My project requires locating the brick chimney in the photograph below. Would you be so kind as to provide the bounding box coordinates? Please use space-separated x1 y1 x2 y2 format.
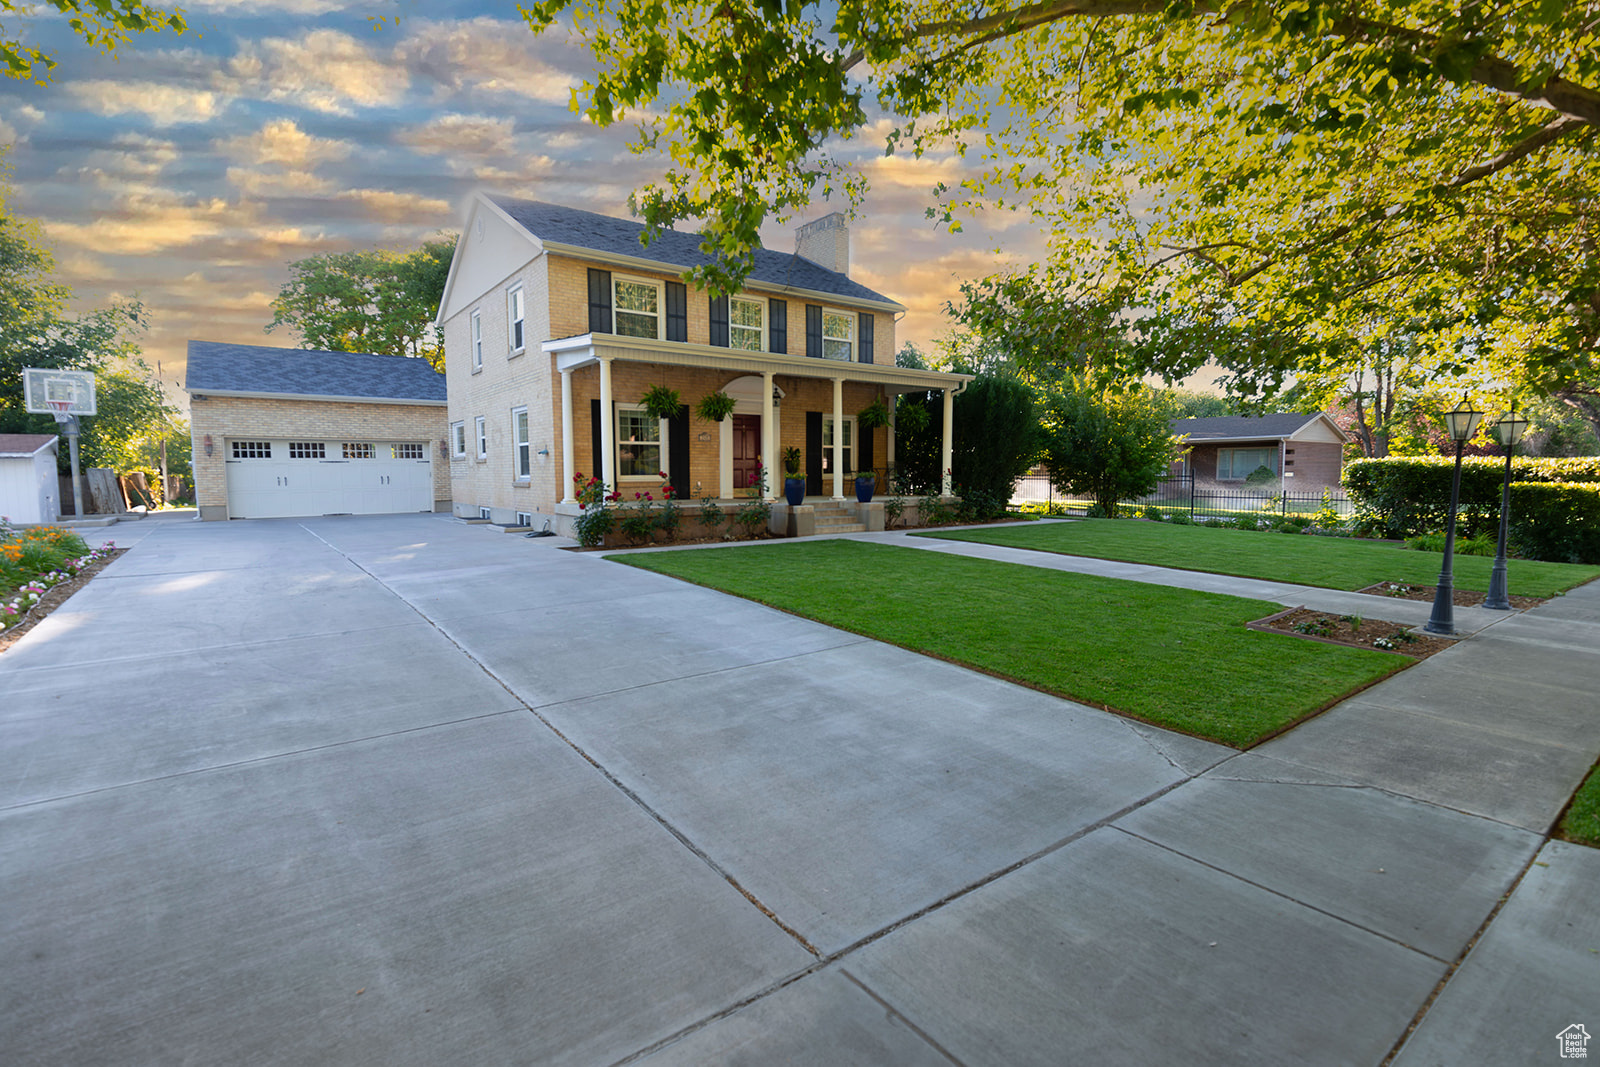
795 213 849 274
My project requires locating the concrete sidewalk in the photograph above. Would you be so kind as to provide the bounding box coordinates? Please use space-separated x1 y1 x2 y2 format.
2 514 1595 1065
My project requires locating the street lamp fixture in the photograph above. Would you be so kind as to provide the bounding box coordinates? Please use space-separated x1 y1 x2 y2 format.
1483 405 1531 610
1425 395 1484 635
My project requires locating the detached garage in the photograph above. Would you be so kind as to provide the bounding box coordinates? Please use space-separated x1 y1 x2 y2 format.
187 342 450 521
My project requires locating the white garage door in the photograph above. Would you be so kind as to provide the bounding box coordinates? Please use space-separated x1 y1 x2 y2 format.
225 439 434 519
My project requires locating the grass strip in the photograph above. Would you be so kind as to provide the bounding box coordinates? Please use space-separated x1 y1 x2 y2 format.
921 520 1600 599
612 540 1404 748
1558 764 1600 848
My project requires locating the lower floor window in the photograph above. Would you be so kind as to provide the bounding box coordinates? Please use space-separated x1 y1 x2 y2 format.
392 443 424 460
343 442 375 460
1217 447 1278 480
822 416 854 474
451 421 466 458
289 442 325 459
231 440 271 459
513 407 530 479
616 405 663 478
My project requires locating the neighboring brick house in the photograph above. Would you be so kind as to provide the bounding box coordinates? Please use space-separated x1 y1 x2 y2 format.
437 194 972 532
1171 413 1350 492
186 341 449 520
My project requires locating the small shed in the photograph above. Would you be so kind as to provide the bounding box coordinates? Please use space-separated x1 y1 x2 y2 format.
0 434 62 525
1171 413 1350 492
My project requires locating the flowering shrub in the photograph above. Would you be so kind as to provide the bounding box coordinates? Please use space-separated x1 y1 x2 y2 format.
1 516 116 633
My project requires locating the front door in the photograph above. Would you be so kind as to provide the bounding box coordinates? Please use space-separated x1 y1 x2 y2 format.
732 414 760 490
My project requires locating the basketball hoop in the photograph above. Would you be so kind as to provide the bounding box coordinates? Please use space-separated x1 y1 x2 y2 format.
48 399 75 423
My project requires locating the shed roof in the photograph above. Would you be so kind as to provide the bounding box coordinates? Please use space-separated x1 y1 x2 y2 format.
1172 413 1342 442
487 196 899 308
185 341 446 404
0 434 59 457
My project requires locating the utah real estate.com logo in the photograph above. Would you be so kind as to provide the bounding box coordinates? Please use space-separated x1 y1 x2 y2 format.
1560 1024 1591 1059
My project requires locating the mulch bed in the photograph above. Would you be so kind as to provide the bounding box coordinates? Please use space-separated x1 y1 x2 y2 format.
1355 581 1546 610
0 548 127 654
1249 606 1458 660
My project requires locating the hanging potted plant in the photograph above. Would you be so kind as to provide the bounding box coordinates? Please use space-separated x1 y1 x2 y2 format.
641 384 682 421
895 395 930 436
782 446 805 506
857 396 889 429
695 390 737 423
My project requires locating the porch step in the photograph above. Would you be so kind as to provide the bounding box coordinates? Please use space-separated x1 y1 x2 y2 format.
810 503 864 535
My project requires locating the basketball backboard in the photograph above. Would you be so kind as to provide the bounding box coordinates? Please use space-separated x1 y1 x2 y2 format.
23 368 97 417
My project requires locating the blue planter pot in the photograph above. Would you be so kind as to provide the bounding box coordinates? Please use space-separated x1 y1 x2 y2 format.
855 477 875 503
784 477 806 506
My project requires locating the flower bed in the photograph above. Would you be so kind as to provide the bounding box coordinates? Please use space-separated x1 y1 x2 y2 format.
1 516 118 637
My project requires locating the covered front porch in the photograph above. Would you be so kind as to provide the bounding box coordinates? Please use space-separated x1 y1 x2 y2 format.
545 333 973 525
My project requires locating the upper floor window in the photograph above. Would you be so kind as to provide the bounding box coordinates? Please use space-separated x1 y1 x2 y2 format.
822 310 854 361
613 276 661 339
729 296 764 351
507 286 525 353
470 309 483 370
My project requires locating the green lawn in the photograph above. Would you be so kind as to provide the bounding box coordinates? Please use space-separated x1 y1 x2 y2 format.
613 540 1404 748
1559 764 1600 848
921 520 1600 599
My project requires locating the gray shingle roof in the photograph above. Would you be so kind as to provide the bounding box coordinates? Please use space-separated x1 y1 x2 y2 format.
0 434 58 456
1171 413 1328 441
185 342 446 403
488 196 899 307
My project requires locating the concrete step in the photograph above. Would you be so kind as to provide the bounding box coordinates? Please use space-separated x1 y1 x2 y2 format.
815 522 866 534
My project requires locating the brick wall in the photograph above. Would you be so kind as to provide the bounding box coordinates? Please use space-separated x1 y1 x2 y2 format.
1285 441 1344 491
189 395 449 520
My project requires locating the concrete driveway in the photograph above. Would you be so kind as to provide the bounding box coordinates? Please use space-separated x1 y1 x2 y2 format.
2 513 1595 1065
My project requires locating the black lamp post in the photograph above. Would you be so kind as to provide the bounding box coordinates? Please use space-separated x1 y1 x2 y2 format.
1424 395 1484 635
1483 405 1531 610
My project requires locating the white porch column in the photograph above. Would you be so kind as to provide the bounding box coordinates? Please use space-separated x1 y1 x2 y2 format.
598 357 615 490
560 368 576 503
886 399 896 477
941 388 954 496
832 376 845 499
761 370 775 499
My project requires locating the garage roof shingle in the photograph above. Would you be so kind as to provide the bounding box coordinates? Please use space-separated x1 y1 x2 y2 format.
185 342 446 403
1172 413 1329 441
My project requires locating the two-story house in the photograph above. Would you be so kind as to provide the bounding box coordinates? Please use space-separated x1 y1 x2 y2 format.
437 194 971 534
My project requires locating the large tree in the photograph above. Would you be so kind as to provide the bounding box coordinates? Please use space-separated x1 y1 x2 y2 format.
267 237 457 369
1 181 176 470
3 0 187 83
525 1 1600 416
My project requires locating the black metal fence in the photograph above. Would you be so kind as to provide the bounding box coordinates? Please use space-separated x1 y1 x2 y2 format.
1010 472 1354 519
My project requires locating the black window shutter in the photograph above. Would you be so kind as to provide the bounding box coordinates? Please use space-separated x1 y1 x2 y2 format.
805 304 822 358
666 282 687 342
589 398 603 484
859 413 874 476
858 312 874 364
709 295 729 347
588 269 612 334
668 404 690 499
806 411 823 495
768 298 787 353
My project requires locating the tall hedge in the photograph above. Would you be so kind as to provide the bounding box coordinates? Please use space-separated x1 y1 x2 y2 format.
1344 456 1600 540
1507 483 1600 565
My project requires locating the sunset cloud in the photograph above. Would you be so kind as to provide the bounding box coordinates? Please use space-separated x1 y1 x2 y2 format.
66 81 227 126
229 30 405 115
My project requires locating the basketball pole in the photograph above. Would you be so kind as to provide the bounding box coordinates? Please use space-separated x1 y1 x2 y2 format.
57 410 85 519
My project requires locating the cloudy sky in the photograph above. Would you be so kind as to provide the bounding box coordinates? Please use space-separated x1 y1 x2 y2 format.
1 1 1051 409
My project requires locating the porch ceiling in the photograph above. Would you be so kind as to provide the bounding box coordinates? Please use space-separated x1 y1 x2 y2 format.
545 332 972 394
